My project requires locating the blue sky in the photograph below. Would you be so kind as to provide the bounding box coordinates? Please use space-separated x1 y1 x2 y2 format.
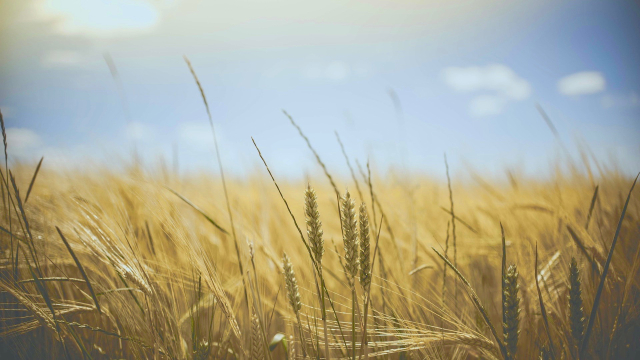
0 0 638 179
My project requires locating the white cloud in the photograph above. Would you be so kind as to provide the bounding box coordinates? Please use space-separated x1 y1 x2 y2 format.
302 61 351 81
37 0 160 37
441 64 531 117
557 71 606 96
469 95 507 117
125 122 147 141
442 64 531 100
5 128 42 155
179 122 213 149
325 62 349 81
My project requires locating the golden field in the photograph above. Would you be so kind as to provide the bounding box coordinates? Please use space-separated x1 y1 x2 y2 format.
1 136 639 360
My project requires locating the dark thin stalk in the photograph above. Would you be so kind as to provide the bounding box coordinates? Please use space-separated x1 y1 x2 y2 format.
56 227 101 314
501 223 506 329
166 187 229 234
585 185 599 230
535 243 557 360
24 156 43 204
580 173 638 357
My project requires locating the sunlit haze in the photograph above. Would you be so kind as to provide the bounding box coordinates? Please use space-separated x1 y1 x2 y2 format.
1 0 639 178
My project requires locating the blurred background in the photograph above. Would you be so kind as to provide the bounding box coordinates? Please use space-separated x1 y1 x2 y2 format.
0 0 638 179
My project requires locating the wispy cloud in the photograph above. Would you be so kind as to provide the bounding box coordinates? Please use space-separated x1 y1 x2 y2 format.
6 128 41 156
557 71 606 96
125 122 155 142
469 95 507 117
37 0 160 37
441 64 531 117
302 61 352 81
179 122 213 150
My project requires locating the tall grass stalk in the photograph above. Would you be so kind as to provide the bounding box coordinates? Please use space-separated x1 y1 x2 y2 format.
444 154 458 304
580 173 638 358
184 56 249 314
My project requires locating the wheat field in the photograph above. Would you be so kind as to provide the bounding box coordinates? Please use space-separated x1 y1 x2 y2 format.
1 107 639 359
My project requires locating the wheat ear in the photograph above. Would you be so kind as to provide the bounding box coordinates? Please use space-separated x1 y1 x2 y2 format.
304 185 331 359
503 264 520 359
359 202 372 359
251 311 266 360
341 190 359 286
282 252 306 357
305 185 324 265
359 202 371 292
340 190 359 360
568 257 585 346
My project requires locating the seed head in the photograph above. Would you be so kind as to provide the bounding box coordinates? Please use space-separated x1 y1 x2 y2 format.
282 252 301 314
359 202 371 292
568 257 585 345
340 190 359 286
251 311 265 360
503 264 520 359
247 240 255 261
305 185 324 265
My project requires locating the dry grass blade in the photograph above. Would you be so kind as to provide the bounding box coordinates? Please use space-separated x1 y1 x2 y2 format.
444 154 458 303
408 264 433 276
585 185 599 230
535 103 569 157
24 156 43 204
440 207 478 234
432 247 508 359
23 248 58 330
580 173 639 357
607 233 640 359
165 187 229 234
18 277 86 284
535 243 556 360
501 223 506 328
1 109 7 162
566 224 599 271
56 226 102 314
